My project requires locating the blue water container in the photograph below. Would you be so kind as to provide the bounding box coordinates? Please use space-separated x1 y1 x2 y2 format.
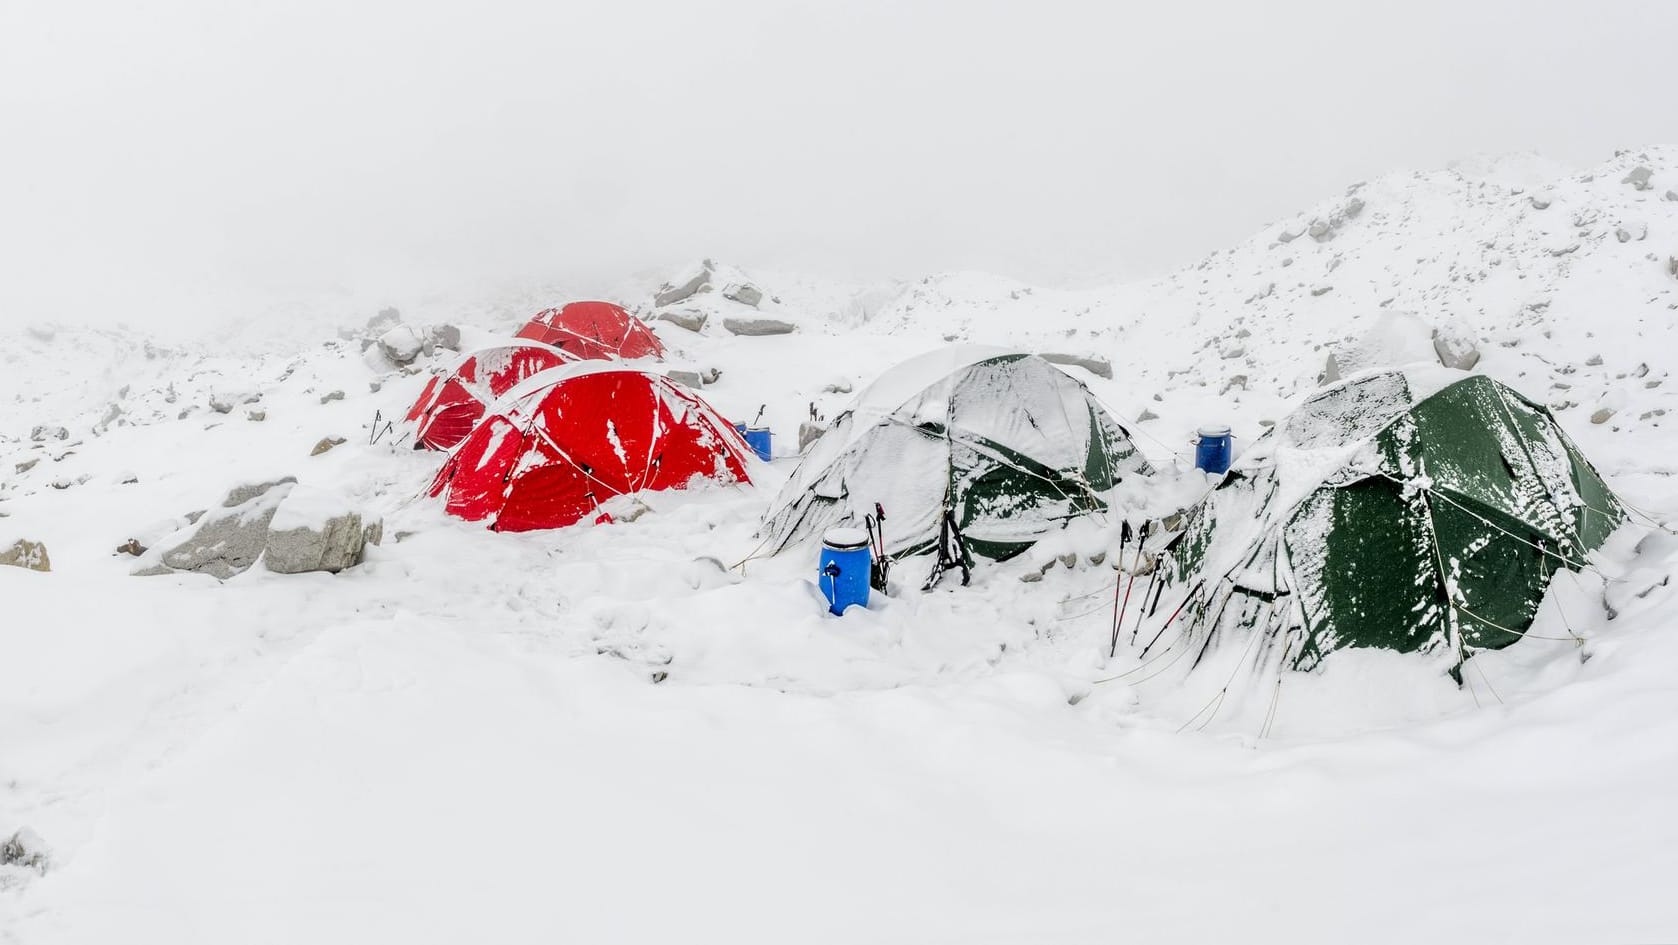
819 527 872 616
1195 425 1232 474
733 423 773 462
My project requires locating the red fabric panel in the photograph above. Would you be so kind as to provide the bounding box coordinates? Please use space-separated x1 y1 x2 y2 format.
512 302 666 361
434 370 749 532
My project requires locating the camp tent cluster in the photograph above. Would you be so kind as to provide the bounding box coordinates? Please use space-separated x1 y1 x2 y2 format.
409 302 754 531
409 316 1629 683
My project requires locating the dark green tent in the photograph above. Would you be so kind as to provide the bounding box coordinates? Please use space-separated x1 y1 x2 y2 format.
760 347 1151 566
1169 368 1622 677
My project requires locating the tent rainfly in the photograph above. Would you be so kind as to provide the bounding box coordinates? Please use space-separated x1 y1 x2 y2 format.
760 347 1152 582
429 363 751 532
514 301 666 361
405 341 578 450
1165 367 1624 679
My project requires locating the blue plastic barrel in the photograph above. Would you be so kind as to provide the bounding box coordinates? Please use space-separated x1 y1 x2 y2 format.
1195 425 1232 474
733 423 773 462
819 527 871 616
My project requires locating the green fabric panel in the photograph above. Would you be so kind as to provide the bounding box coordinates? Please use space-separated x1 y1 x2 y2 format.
1284 478 1448 670
949 433 1108 561
1424 492 1550 651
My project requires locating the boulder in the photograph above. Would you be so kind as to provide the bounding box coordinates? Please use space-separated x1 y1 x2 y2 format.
367 307 402 332
319 390 345 404
1666 190 1678 202
655 260 714 307
1591 407 1615 425
723 317 796 336
657 309 708 332
664 370 703 389
427 324 462 352
30 425 68 442
1 828 47 874
1039 353 1114 380
0 539 51 572
699 367 722 385
1622 166 1654 190
798 421 826 453
311 436 347 456
378 325 425 365
133 479 381 579
1431 321 1481 371
721 283 764 307
263 486 381 574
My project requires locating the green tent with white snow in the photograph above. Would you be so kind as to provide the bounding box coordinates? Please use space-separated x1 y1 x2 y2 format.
760 347 1152 572
1168 368 1623 677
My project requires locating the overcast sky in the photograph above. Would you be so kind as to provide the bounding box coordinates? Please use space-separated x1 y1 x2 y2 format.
3 0 1675 330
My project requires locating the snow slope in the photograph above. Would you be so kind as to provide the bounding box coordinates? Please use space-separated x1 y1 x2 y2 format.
3 149 1677 942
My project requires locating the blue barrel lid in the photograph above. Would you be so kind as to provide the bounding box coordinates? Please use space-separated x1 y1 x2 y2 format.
1197 424 1232 437
822 526 869 551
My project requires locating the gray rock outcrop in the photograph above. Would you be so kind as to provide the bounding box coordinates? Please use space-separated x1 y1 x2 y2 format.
133 479 380 580
655 260 715 307
723 317 796 336
721 283 763 307
658 309 708 332
0 539 51 572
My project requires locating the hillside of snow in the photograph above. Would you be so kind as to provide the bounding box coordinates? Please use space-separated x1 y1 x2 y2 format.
3 149 1677 942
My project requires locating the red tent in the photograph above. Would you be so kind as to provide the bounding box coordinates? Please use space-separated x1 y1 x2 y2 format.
428 364 752 532
514 301 666 361
404 342 578 450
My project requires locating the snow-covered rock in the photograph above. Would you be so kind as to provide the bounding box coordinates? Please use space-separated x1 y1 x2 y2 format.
132 479 379 579
263 486 382 574
723 317 796 336
377 325 425 366
654 260 715 307
0 538 51 572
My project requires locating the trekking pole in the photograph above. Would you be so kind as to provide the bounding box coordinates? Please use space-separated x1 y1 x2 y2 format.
1112 521 1150 655
752 404 766 426
1107 521 1132 658
1141 579 1205 658
1130 566 1159 646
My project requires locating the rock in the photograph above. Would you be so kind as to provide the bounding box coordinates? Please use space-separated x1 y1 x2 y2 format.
1308 220 1333 242
798 421 826 453
1136 408 1159 423
319 390 345 404
822 380 854 394
1039 353 1114 380
367 307 402 332
30 425 68 442
377 325 425 365
1343 197 1365 219
208 395 236 414
1622 166 1654 190
1585 354 1604 366
247 409 266 422
310 436 347 456
1310 285 1334 296
721 283 764 307
1 828 48 874
263 486 382 574
1220 374 1248 394
0 539 50 572
1666 190 1678 202
1220 346 1246 360
16 458 39 473
657 309 708 332
427 324 462 352
723 317 796 336
1590 407 1615 424
699 367 721 385
1529 195 1551 210
1276 225 1304 243
135 480 378 579
1431 323 1482 371
665 370 703 389
654 260 714 307
116 539 146 556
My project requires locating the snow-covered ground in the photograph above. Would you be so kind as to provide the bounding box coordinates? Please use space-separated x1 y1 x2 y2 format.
3 149 1677 942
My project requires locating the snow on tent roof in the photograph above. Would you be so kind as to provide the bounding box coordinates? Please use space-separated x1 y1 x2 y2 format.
760 348 1152 568
1166 367 1625 680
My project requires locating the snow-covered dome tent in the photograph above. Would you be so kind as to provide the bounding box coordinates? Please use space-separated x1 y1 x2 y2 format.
760 347 1153 576
1165 367 1624 680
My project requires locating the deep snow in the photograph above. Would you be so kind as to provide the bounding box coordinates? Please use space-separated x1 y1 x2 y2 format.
3 149 1677 942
